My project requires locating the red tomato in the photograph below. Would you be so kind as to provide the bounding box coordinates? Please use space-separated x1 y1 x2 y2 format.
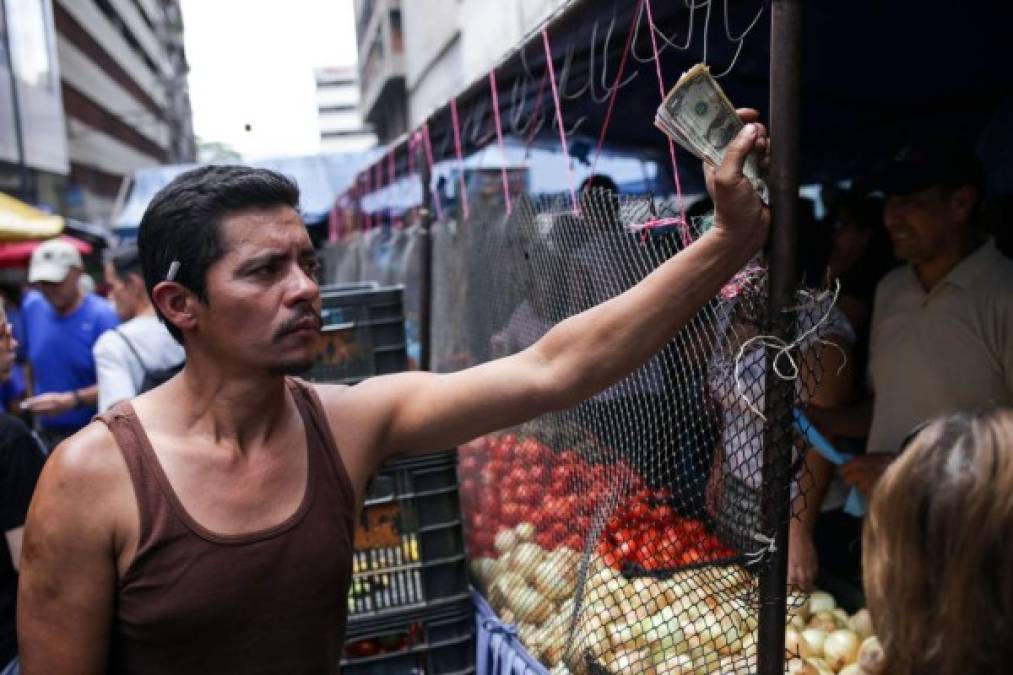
527 464 548 484
650 505 674 523
535 531 556 549
460 478 478 499
627 501 650 522
562 534 583 551
530 506 553 530
491 439 513 463
613 528 635 545
549 521 568 542
501 503 525 526
574 515 591 535
679 547 703 565
558 449 579 466
515 484 539 505
471 513 488 533
459 454 480 474
616 540 636 561
472 531 495 554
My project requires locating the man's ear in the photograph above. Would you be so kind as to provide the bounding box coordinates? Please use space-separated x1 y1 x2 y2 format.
948 184 977 223
151 281 198 335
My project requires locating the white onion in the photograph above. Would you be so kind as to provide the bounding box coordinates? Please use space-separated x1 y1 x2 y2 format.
808 611 838 633
838 665 864 675
808 591 836 613
801 628 828 657
494 529 519 554
804 657 834 675
511 542 545 576
858 635 885 674
822 629 860 670
652 652 694 675
603 647 652 674
514 521 535 542
849 608 874 640
785 628 812 659
505 584 550 624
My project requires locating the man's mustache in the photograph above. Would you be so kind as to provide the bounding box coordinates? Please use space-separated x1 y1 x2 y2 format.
274 309 322 339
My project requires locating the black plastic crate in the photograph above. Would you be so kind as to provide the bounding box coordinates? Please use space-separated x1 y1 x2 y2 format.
347 450 469 622
307 284 408 385
342 599 476 674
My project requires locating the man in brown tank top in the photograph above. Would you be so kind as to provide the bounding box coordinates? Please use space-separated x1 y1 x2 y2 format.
16 113 771 673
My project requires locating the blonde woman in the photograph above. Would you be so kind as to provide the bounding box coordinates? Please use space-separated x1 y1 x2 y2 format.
864 408 1013 675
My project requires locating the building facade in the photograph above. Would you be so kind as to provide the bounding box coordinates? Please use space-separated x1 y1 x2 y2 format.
315 65 376 153
353 0 571 143
352 0 407 144
0 0 194 224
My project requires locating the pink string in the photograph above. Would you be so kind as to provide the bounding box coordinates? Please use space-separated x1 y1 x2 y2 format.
541 28 578 215
643 0 690 248
422 121 444 221
450 98 470 220
368 169 376 230
488 70 512 215
592 0 643 176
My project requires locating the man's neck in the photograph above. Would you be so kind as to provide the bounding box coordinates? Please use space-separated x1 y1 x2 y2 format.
58 292 85 317
914 235 982 292
168 355 292 452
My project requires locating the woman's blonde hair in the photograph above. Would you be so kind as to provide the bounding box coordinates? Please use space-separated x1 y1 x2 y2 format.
863 408 1013 675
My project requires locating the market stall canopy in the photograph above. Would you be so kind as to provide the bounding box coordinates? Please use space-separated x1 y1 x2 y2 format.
0 192 64 241
0 235 92 269
112 152 377 237
367 0 1013 198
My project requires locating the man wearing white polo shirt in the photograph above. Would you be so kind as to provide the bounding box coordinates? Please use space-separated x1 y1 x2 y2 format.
814 143 1013 499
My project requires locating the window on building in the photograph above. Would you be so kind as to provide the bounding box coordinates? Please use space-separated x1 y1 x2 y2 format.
4 0 56 90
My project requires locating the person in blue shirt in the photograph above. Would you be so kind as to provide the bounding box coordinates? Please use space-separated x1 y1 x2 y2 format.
20 239 118 450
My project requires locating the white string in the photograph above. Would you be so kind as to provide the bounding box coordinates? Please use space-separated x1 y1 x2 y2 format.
745 530 776 566
732 279 843 421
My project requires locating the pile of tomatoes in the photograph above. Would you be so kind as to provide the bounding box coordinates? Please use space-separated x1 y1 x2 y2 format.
596 488 737 571
458 433 737 570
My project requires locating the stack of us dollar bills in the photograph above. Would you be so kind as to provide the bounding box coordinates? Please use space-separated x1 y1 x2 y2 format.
654 63 766 194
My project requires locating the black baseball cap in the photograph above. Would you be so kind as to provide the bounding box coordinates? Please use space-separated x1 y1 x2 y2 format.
871 142 985 197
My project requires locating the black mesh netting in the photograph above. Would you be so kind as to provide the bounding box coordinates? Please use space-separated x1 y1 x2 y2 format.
324 186 845 674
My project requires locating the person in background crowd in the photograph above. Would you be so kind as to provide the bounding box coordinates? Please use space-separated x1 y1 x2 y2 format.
17 115 770 673
863 407 1013 675
93 245 185 413
809 142 1013 500
0 301 47 675
707 203 856 591
0 286 27 416
19 240 118 450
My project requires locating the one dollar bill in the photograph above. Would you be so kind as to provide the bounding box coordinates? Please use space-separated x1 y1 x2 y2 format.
655 63 766 193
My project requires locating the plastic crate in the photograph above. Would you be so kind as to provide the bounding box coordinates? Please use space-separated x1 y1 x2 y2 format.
306 284 408 385
347 450 469 622
342 595 476 674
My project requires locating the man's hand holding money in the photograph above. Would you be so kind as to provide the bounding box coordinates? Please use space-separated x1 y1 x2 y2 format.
704 108 771 251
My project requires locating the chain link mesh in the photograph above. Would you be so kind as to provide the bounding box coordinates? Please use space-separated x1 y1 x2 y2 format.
324 185 840 673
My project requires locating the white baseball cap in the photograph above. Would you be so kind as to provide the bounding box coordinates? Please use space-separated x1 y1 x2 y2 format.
28 238 83 284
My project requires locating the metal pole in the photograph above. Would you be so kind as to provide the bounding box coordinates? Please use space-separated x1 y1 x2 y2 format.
757 2 802 674
1 0 31 202
417 139 434 372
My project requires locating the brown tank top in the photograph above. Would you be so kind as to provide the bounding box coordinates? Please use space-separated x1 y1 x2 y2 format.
97 378 356 674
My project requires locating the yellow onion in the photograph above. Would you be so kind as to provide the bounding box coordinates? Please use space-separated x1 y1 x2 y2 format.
785 628 812 659
822 629 860 670
857 635 885 674
838 665 864 675
494 528 519 555
515 521 535 541
808 591 836 613
801 628 828 657
849 608 874 641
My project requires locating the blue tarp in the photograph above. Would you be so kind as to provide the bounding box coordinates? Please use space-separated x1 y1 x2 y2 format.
112 152 379 237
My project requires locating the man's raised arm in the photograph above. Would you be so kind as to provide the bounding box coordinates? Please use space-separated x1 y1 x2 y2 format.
328 113 770 473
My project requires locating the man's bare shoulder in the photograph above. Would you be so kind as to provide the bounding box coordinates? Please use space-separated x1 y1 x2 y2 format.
33 421 133 530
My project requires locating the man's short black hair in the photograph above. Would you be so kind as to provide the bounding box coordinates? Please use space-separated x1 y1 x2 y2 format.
137 165 300 342
104 243 143 281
